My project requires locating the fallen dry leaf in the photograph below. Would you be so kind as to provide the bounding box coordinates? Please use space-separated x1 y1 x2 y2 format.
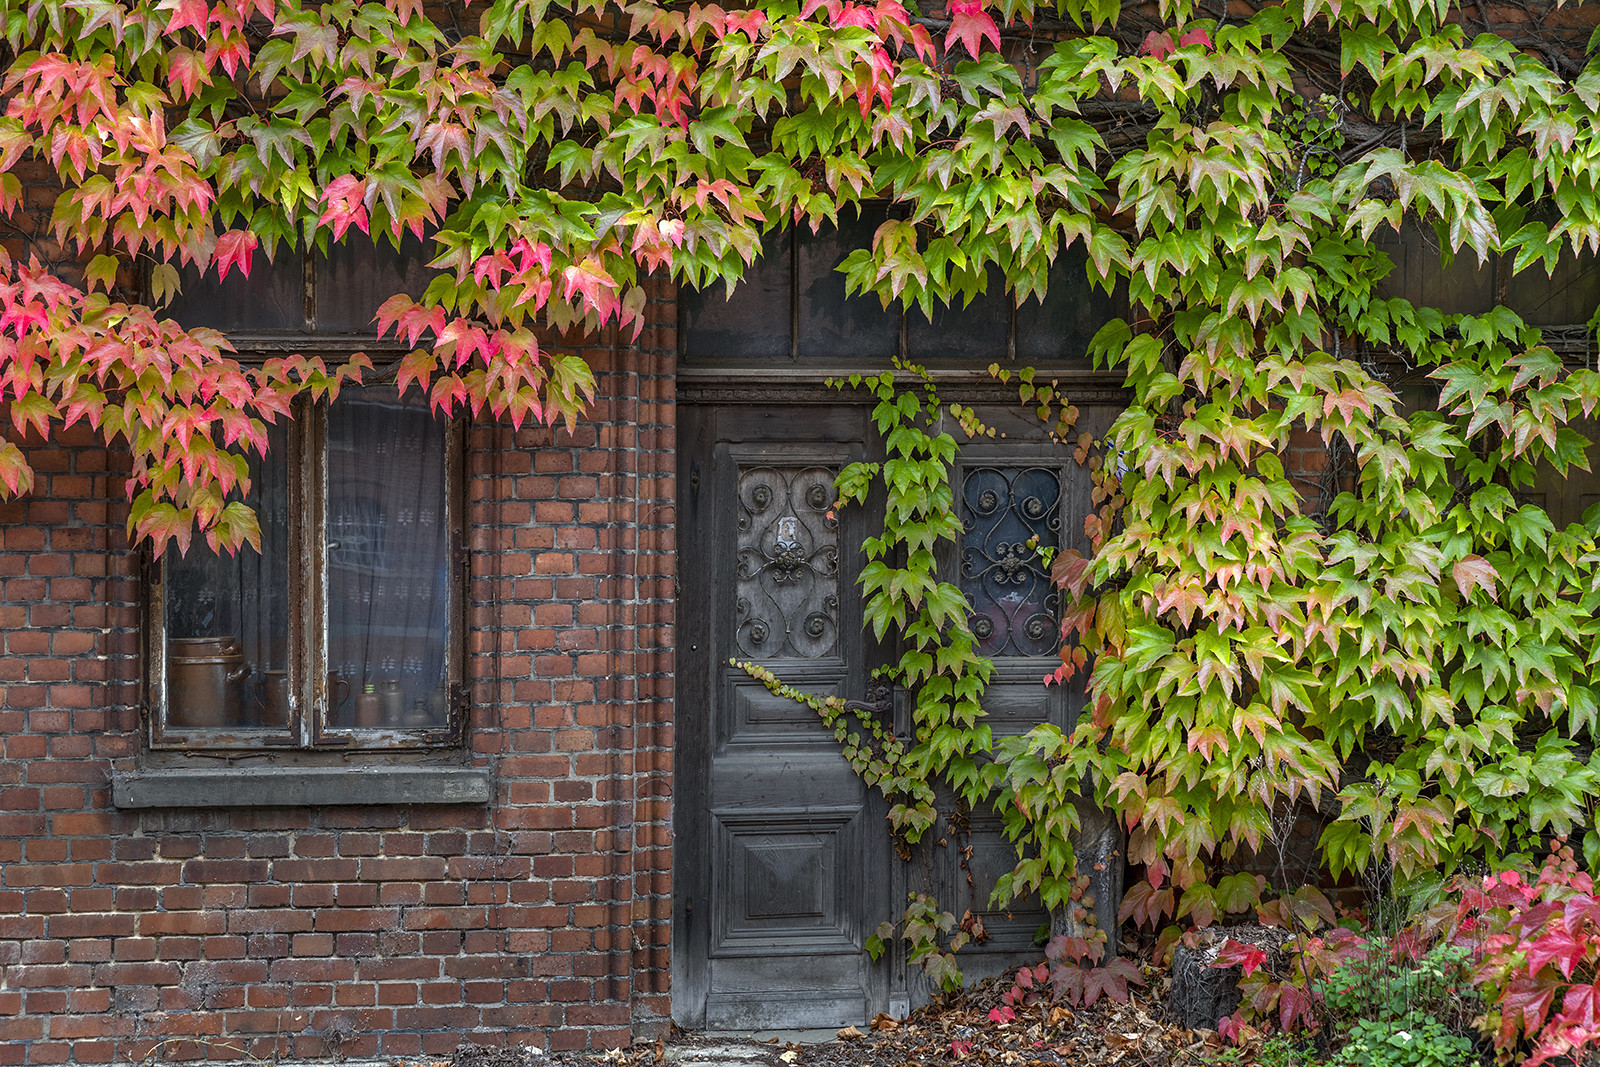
836 1026 864 1041
870 1013 900 1031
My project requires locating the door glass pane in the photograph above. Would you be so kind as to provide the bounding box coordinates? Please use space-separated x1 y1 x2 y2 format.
326 385 452 730
735 464 840 660
164 423 291 729
960 466 1061 657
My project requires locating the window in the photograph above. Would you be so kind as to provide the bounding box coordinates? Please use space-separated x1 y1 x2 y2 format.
677 205 1117 366
149 382 465 750
959 464 1063 659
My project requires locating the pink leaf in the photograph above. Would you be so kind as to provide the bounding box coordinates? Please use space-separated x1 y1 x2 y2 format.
167 47 213 98
212 230 257 281
945 1 1000 58
1453 554 1500 599
1140 30 1175 59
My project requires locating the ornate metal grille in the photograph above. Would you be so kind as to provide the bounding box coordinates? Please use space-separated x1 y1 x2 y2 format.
735 465 841 659
960 466 1062 657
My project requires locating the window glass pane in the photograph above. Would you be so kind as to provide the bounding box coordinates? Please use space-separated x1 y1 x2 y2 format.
326 385 452 730
314 232 437 334
1014 247 1110 365
680 228 793 361
164 247 306 331
165 423 291 729
906 265 1009 361
796 208 899 360
960 466 1061 658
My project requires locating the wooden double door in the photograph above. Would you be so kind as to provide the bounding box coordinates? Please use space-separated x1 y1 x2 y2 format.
673 396 1113 1030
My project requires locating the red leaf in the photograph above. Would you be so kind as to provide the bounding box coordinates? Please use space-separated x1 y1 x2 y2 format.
1046 936 1089 963
394 349 437 399
1565 896 1600 936
160 0 211 37
211 230 257 281
944 1 1000 59
1050 962 1086 1004
1140 30 1175 59
318 175 369 240
1217 1011 1254 1045
1213 939 1269 977
1277 982 1318 1030
1526 928 1589 980
1178 28 1212 50
1502 977 1557 1038
1564 984 1600 1028
1081 958 1144 1007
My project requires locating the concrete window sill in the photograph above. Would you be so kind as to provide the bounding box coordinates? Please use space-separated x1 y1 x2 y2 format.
112 765 492 808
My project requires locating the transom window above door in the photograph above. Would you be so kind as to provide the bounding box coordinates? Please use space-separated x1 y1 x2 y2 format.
679 207 1116 366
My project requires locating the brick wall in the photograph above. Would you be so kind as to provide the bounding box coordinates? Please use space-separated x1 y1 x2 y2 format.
0 288 676 1064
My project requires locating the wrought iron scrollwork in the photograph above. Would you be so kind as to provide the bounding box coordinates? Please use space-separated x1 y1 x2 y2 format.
960 466 1062 657
736 465 841 659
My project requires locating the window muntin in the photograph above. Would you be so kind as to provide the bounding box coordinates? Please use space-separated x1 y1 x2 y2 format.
151 383 463 750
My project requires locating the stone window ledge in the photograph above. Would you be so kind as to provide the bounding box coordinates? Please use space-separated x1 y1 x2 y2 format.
112 765 492 808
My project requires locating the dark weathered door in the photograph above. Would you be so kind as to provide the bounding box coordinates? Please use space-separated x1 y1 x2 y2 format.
674 396 1129 1028
674 401 894 1030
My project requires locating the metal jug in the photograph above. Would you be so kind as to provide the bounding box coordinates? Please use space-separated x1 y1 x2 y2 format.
167 636 249 728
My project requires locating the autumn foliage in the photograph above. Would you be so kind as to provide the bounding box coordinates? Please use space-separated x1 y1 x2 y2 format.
10 0 1600 1048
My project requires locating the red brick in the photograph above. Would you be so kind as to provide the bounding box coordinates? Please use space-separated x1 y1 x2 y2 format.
0 341 679 1054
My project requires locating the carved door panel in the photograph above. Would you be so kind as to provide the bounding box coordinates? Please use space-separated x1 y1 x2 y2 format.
675 402 893 1030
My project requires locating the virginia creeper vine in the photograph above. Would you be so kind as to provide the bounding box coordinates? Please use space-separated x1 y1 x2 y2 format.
8 0 1600 983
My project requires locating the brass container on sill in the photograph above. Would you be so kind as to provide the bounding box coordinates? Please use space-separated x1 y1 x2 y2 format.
167 636 249 727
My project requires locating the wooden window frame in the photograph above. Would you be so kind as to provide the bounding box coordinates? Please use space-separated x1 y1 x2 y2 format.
145 389 469 753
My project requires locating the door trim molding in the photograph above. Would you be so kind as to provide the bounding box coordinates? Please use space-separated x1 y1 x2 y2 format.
679 366 1130 407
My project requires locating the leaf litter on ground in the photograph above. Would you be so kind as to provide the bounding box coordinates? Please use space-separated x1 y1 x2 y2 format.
450 972 1230 1067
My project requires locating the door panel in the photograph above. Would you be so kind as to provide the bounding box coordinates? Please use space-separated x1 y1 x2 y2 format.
903 409 1121 995
676 404 891 1030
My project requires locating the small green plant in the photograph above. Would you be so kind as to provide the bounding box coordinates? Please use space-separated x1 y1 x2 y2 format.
1322 941 1477 1031
1331 1015 1476 1067
1204 1035 1320 1067
866 892 966 992
1258 1036 1318 1067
